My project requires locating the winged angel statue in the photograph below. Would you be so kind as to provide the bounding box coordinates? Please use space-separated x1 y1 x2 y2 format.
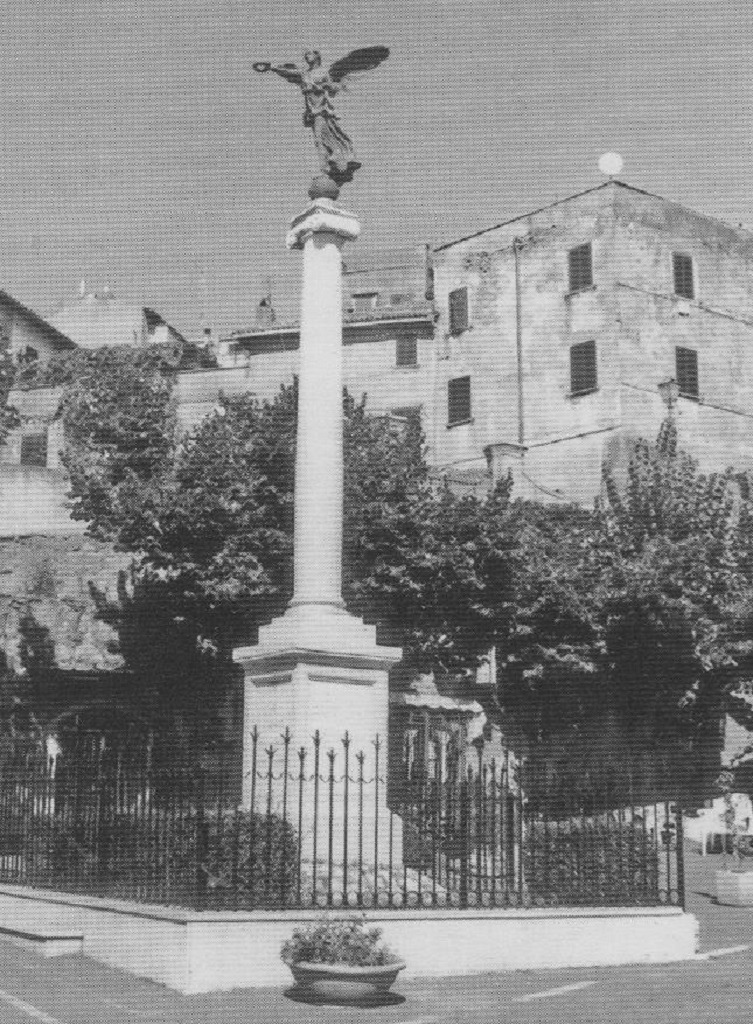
253 47 389 194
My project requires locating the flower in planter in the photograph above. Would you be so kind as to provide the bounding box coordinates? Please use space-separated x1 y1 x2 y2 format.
281 915 401 967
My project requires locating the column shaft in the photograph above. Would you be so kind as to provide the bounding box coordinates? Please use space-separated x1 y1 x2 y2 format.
291 230 345 608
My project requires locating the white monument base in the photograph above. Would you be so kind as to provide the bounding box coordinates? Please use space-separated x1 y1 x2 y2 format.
233 605 403 868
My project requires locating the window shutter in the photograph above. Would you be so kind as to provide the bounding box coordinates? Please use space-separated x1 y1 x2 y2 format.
568 244 593 292
396 335 418 367
20 432 48 468
570 340 597 395
448 376 471 425
448 287 469 335
676 346 698 397
672 253 695 299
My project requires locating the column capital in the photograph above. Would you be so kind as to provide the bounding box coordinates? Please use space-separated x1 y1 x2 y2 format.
286 199 361 250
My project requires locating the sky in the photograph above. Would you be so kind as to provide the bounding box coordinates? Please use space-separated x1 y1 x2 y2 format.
0 0 750 338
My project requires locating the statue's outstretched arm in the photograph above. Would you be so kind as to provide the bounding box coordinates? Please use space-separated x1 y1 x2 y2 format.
253 61 303 86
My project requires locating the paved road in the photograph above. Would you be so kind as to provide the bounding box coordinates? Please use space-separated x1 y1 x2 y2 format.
0 846 751 1024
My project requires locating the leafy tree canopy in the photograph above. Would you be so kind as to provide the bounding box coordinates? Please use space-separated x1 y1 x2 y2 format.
501 419 753 791
55 346 178 538
21 341 753 790
0 347 19 446
62 362 517 686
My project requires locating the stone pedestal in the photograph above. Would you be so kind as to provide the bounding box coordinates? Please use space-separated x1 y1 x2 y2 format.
233 199 403 872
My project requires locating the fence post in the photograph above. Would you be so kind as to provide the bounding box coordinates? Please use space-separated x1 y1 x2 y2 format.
194 769 208 911
675 797 685 910
516 758 525 906
459 775 469 908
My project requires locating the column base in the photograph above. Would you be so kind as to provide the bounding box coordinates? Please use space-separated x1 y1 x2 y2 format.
233 605 403 868
233 603 401 757
235 602 401 670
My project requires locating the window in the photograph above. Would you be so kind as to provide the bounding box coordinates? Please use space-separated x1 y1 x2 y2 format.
352 292 378 315
447 376 471 425
20 432 48 468
676 346 698 398
396 335 418 367
448 287 469 335
568 243 593 293
391 406 421 428
672 253 695 299
17 345 38 365
570 340 597 395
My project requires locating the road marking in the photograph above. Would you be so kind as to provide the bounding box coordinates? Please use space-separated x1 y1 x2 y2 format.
513 980 597 1003
0 988 65 1024
704 944 750 958
391 1018 438 1024
392 1018 438 1024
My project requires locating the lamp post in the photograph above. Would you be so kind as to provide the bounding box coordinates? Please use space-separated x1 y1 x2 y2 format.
658 378 680 416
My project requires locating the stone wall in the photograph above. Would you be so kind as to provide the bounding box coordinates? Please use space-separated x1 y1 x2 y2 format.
0 534 128 676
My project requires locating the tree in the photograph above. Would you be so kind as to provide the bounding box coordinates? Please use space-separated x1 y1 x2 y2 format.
344 397 516 671
0 340 20 446
596 421 753 739
498 419 753 797
499 500 603 743
63 366 518 688
58 346 178 538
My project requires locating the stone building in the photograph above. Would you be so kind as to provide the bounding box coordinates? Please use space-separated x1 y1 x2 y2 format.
0 287 189 538
179 182 753 504
176 244 436 438
0 291 191 746
8 181 753 531
0 289 75 366
435 180 753 504
49 285 187 353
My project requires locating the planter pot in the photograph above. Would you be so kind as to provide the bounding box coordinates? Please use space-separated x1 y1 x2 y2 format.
715 868 753 906
287 960 406 1004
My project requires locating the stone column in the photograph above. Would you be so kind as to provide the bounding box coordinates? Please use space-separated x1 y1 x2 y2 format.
289 201 350 610
233 198 403 874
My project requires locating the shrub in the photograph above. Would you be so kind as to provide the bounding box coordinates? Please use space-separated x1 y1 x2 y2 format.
281 917 400 966
523 818 659 905
203 808 299 907
42 805 299 909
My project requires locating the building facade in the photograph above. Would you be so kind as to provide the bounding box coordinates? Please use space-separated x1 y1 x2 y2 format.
10 182 753 537
191 182 753 504
435 181 753 503
49 286 187 353
0 290 75 366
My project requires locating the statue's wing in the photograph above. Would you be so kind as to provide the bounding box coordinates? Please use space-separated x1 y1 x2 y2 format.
328 46 389 83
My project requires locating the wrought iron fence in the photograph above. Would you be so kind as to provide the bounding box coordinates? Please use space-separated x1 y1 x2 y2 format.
0 728 684 911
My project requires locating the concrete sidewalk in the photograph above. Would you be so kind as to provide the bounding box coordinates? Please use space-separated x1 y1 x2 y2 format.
684 843 753 951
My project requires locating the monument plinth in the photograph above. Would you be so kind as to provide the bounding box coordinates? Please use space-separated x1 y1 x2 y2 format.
233 200 402 838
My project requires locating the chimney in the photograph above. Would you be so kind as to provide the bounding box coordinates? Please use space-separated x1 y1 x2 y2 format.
424 244 434 301
255 280 276 328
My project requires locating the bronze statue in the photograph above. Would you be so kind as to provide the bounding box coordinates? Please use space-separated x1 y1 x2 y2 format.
253 47 389 197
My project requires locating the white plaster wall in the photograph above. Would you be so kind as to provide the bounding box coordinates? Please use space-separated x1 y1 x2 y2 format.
0 467 84 537
186 907 697 991
82 905 189 991
0 886 699 994
0 887 188 990
176 337 435 437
